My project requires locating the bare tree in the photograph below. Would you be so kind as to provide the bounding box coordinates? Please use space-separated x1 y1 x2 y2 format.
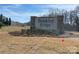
72 6 79 29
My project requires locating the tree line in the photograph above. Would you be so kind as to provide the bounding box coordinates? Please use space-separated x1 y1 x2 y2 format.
46 6 79 31
0 14 11 28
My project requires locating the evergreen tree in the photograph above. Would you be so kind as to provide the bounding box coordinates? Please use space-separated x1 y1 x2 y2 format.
5 18 9 25
0 14 4 28
8 18 11 25
0 14 12 28
0 14 3 22
2 19 5 23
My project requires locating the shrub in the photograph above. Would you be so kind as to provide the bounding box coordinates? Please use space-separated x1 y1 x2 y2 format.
0 22 5 28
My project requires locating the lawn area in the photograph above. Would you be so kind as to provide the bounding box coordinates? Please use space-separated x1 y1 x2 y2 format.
0 26 79 54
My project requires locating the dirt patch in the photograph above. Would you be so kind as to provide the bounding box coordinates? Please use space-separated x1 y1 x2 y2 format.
0 26 79 53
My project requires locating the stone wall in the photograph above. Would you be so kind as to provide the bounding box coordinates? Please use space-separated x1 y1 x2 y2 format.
57 15 64 34
31 15 64 35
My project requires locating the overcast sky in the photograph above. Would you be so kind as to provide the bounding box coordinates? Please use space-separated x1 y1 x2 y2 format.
0 4 78 23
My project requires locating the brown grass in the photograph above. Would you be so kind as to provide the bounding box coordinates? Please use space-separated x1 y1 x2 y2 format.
0 26 79 54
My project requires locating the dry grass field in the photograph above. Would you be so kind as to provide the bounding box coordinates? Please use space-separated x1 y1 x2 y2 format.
0 26 79 54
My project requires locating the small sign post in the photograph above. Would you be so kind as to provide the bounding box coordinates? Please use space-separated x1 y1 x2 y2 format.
61 36 64 47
